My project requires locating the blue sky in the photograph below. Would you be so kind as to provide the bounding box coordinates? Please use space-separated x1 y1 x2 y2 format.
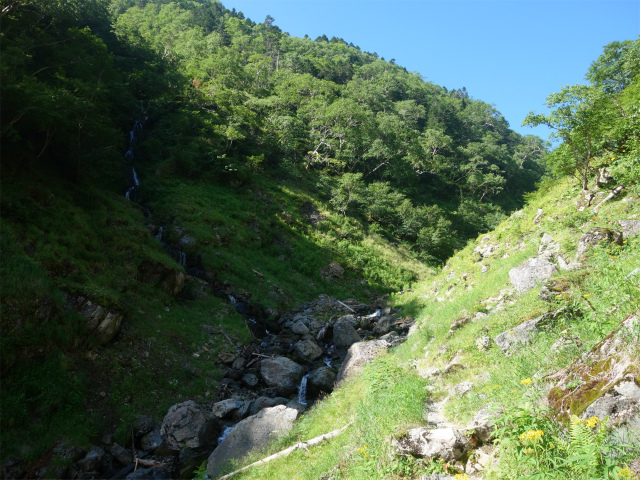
222 0 639 142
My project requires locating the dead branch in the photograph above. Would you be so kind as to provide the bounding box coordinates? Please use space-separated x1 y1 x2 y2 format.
593 185 624 214
336 300 356 313
218 422 353 480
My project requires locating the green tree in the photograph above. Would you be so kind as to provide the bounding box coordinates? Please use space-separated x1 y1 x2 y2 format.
524 84 609 190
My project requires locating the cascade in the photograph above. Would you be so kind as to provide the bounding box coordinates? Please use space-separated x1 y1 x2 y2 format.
177 250 186 268
155 226 163 242
228 295 238 308
217 425 235 445
297 374 310 406
124 119 142 199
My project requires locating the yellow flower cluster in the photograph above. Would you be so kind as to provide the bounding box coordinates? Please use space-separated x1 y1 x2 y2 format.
454 475 470 480
520 378 533 385
585 416 600 428
357 444 369 458
618 468 638 480
519 429 544 444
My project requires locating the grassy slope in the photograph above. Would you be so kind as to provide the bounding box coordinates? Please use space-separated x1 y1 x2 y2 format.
0 163 431 462
219 177 640 480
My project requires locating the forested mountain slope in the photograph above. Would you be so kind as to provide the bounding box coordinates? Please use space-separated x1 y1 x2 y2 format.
1 0 636 478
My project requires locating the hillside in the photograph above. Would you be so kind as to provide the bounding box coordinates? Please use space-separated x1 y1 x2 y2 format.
1 0 639 479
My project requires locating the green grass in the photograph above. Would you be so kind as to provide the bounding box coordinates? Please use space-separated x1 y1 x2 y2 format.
203 174 640 479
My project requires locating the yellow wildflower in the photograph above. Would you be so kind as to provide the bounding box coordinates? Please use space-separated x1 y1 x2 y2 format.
519 429 544 444
618 468 637 480
524 447 534 454
520 378 533 385
572 417 582 425
454 475 470 480
585 416 600 428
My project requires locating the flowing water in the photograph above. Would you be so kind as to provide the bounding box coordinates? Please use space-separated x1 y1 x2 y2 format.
297 374 310 406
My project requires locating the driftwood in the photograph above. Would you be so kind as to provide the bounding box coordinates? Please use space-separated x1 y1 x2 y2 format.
336 300 356 313
593 185 624 213
218 422 353 480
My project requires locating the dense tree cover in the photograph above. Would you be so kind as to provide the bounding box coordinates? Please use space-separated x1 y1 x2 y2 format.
524 39 640 190
1 0 547 263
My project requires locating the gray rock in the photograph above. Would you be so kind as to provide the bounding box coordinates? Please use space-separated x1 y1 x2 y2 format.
260 357 305 396
494 314 547 356
110 443 132 466
614 380 640 401
576 227 623 257
476 335 491 351
291 320 310 335
160 400 218 451
249 396 288 416
618 220 640 238
141 426 164 452
293 339 323 362
307 366 337 396
333 318 361 352
286 400 307 414
336 340 389 384
77 446 105 472
177 235 196 250
373 316 392 336
211 398 244 419
395 427 470 462
241 373 259 388
454 382 473 396
231 357 246 371
206 406 300 478
509 256 557 293
134 415 155 437
64 295 124 345
467 405 503 442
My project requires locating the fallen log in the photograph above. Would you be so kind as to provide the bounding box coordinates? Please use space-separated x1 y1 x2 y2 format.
217 422 353 480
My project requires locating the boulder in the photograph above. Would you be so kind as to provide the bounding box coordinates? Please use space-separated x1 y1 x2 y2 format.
508 256 557 293
494 310 563 356
241 373 259 388
576 227 623 257
373 316 392 336
260 356 305 396
141 426 164 452
307 366 337 397
336 340 389 384
333 318 361 352
206 406 300 478
291 320 310 335
293 339 323 362
394 427 470 462
160 400 218 451
138 261 186 296
110 443 132 466
249 396 289 416
618 220 640 238
77 446 105 473
211 398 244 419
467 405 503 442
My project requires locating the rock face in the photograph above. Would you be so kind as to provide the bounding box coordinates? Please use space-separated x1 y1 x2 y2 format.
260 356 305 396
395 427 471 462
160 400 218 451
206 405 300 478
336 339 389 383
547 313 639 420
576 227 623 257
64 295 124 345
333 318 361 352
508 256 557 293
211 398 244 419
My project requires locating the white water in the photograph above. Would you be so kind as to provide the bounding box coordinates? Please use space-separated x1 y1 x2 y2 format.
132 168 140 186
177 250 186 267
297 374 310 406
228 295 238 308
323 357 332 367
218 425 236 444
155 226 163 242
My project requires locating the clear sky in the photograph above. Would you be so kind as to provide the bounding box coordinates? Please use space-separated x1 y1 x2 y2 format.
221 0 639 142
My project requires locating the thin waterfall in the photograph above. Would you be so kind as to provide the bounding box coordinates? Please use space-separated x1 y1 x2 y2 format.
297 374 310 406
155 226 163 242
